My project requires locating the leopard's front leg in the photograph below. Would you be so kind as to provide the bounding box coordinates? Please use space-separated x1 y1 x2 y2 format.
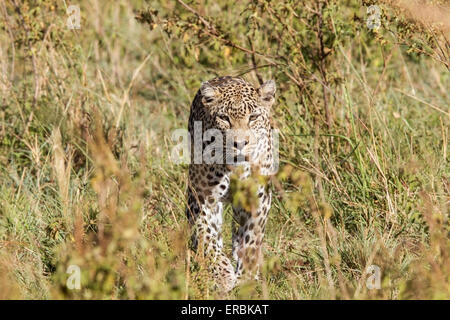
232 185 271 282
186 166 236 293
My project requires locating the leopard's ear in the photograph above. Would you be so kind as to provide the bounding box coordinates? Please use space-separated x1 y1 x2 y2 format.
259 80 276 107
200 82 217 105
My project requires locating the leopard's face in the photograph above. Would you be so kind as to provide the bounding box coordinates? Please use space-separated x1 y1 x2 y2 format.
199 77 276 166
213 107 269 165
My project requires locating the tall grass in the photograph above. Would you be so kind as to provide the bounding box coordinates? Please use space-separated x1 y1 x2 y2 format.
0 0 448 299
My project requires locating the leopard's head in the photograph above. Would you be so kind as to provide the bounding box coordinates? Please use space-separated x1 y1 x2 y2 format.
200 76 276 166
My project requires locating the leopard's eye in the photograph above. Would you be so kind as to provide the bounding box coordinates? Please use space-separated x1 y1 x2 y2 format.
249 113 261 122
216 114 231 125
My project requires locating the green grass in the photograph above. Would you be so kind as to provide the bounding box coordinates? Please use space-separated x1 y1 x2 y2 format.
0 0 448 299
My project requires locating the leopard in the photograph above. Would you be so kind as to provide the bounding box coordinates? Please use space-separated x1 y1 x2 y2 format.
185 76 277 293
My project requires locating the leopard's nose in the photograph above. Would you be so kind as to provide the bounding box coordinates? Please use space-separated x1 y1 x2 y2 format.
233 140 248 151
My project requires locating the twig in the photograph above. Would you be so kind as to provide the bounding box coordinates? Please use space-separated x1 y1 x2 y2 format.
394 88 450 117
235 63 280 78
176 0 277 61
247 36 263 85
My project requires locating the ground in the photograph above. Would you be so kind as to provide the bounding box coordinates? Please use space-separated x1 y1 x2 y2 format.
0 0 448 299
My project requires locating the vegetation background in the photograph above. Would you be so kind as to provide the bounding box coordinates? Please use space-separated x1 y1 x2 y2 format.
0 0 448 299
